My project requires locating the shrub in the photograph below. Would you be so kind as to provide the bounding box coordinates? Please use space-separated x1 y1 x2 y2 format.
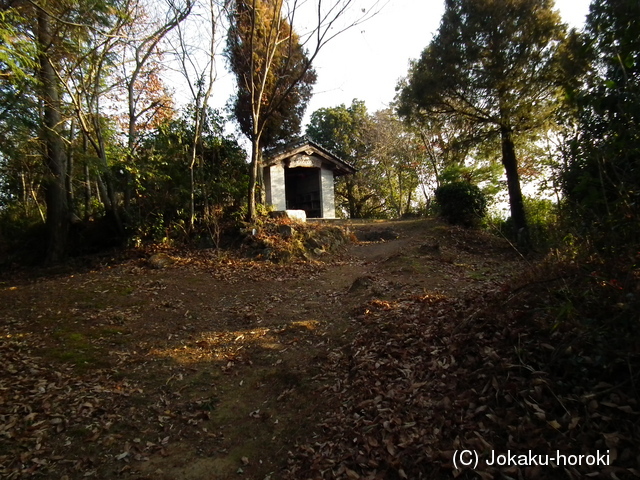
0 206 47 266
488 197 561 250
435 181 487 226
524 197 560 248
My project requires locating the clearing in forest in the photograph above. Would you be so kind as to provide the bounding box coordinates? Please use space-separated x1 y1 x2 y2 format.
2 219 637 479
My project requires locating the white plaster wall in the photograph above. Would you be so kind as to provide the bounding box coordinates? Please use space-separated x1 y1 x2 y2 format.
264 167 272 205
268 164 286 211
320 168 336 219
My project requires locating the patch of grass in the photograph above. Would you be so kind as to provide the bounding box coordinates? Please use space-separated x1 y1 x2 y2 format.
47 329 108 370
67 332 86 343
467 267 490 280
48 347 103 369
112 283 135 296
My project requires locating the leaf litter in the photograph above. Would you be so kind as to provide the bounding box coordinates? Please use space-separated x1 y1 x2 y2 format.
285 250 640 479
1 219 638 479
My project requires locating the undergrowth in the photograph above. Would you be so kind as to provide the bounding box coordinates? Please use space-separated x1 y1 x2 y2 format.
241 217 351 262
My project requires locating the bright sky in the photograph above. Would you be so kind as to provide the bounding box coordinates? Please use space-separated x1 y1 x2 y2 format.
203 0 592 129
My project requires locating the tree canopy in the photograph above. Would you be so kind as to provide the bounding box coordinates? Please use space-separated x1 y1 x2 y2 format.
562 0 640 252
306 100 378 218
307 101 427 218
227 0 316 150
226 0 316 220
0 0 380 260
2 0 638 262
398 0 566 246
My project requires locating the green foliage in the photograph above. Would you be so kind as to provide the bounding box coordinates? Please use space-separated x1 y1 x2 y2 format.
0 8 37 82
133 107 248 243
398 0 565 130
524 197 560 248
307 100 371 163
398 0 566 240
491 197 560 249
561 0 640 255
226 0 316 148
368 109 423 218
439 162 502 201
435 181 487 226
307 102 426 219
307 100 381 218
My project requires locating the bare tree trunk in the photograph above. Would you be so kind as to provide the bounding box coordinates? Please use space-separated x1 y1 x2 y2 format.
125 76 136 211
66 120 75 218
123 0 193 215
247 135 261 221
95 173 110 210
190 152 196 227
20 173 28 216
257 154 265 204
188 105 203 229
38 7 69 264
84 164 91 221
405 189 413 216
500 126 529 249
346 178 357 219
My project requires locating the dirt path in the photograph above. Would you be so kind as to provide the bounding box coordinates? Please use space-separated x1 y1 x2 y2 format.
0 219 524 480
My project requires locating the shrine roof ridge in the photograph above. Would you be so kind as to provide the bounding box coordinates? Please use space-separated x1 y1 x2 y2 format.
265 136 356 174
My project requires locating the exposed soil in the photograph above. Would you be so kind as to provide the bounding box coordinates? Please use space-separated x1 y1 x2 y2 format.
3 219 599 479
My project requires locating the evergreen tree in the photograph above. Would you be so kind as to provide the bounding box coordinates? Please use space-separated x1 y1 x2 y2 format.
306 100 379 218
226 0 316 220
398 0 566 247
562 0 640 251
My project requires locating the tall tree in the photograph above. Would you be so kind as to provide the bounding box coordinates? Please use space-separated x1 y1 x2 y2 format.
118 0 192 211
0 6 42 220
226 0 316 220
398 0 565 247
30 0 114 262
562 0 640 251
368 109 422 218
410 113 479 205
36 2 69 263
1 0 193 259
0 5 36 82
56 0 131 227
306 100 380 218
171 0 223 229
226 0 380 221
